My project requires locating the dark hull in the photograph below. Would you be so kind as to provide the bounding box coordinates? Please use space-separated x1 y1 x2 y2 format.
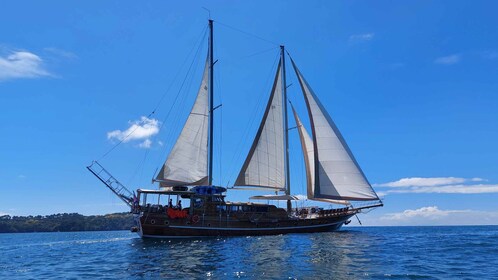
135 213 354 238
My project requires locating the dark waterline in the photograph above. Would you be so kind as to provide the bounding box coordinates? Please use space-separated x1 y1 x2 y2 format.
1 226 497 279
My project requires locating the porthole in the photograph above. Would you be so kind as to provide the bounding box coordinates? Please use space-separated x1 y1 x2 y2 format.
165 221 170 226
150 219 156 225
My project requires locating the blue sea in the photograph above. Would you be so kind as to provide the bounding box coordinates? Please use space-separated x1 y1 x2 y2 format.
1 226 497 279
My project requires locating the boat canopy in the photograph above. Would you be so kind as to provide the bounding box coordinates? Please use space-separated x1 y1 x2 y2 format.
249 194 300 201
137 188 194 195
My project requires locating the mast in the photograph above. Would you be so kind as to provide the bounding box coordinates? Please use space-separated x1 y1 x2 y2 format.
208 19 214 185
280 45 292 213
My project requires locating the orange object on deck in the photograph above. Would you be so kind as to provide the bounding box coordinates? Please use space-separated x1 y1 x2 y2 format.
167 207 188 219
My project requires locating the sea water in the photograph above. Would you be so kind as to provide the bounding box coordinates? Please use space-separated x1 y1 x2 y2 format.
1 226 497 279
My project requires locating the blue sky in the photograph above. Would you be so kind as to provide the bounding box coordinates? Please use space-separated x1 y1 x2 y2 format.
1 1 498 226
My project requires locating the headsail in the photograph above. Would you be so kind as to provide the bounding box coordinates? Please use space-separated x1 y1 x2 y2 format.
291 106 350 205
291 59 379 201
234 60 285 190
155 56 210 186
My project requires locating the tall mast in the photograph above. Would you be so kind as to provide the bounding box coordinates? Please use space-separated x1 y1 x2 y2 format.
208 19 214 185
281 45 292 213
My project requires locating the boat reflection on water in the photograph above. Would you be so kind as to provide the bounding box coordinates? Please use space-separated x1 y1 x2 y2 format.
126 230 379 279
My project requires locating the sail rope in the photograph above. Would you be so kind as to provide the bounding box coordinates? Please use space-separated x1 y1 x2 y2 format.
150 26 208 177
215 21 280 47
225 50 281 187
135 39 206 186
96 25 208 163
215 52 224 186
241 47 280 59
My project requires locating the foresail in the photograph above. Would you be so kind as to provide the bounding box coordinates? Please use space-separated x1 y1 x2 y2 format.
234 61 285 189
291 59 379 201
292 106 350 205
155 57 210 186
291 106 314 198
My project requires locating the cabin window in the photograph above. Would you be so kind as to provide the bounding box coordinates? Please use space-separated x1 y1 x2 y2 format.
228 206 238 212
216 205 227 212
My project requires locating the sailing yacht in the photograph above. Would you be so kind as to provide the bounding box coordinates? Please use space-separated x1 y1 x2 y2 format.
87 19 382 238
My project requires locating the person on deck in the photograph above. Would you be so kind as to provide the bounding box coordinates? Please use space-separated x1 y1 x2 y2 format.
168 199 173 208
178 200 182 210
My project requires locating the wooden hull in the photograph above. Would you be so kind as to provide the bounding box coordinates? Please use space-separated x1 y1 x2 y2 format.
134 212 355 238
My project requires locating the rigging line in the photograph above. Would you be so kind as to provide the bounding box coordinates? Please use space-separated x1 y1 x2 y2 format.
97 26 208 161
215 57 223 186
151 25 209 114
226 50 280 186
215 20 280 46
126 148 150 186
225 50 281 186
153 27 208 169
241 46 279 59
98 110 155 161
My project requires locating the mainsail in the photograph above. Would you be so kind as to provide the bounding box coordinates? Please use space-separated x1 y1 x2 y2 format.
155 57 210 186
291 59 379 201
234 60 285 189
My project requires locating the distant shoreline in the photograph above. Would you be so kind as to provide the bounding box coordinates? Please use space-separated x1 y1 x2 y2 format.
0 212 133 234
1 213 496 234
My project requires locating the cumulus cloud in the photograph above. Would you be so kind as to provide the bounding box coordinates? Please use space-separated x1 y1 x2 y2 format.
0 51 53 81
107 116 160 148
388 184 498 194
375 177 483 187
138 139 152 149
434 54 461 65
382 206 467 221
374 177 497 195
375 206 498 226
349 33 375 42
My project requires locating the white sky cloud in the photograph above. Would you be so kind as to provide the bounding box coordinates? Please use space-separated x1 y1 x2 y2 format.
374 177 497 194
0 51 53 81
107 116 160 148
138 139 152 149
374 177 482 187
434 54 461 65
382 206 467 221
349 33 375 42
374 206 498 226
388 184 498 194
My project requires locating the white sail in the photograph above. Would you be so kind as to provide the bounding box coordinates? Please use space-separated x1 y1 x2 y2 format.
291 59 379 201
234 61 285 189
292 106 350 205
155 57 210 186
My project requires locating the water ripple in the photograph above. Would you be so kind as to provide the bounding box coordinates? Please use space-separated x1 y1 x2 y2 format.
0 226 497 279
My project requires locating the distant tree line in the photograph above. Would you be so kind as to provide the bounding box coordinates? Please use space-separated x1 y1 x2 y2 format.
0 213 134 233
